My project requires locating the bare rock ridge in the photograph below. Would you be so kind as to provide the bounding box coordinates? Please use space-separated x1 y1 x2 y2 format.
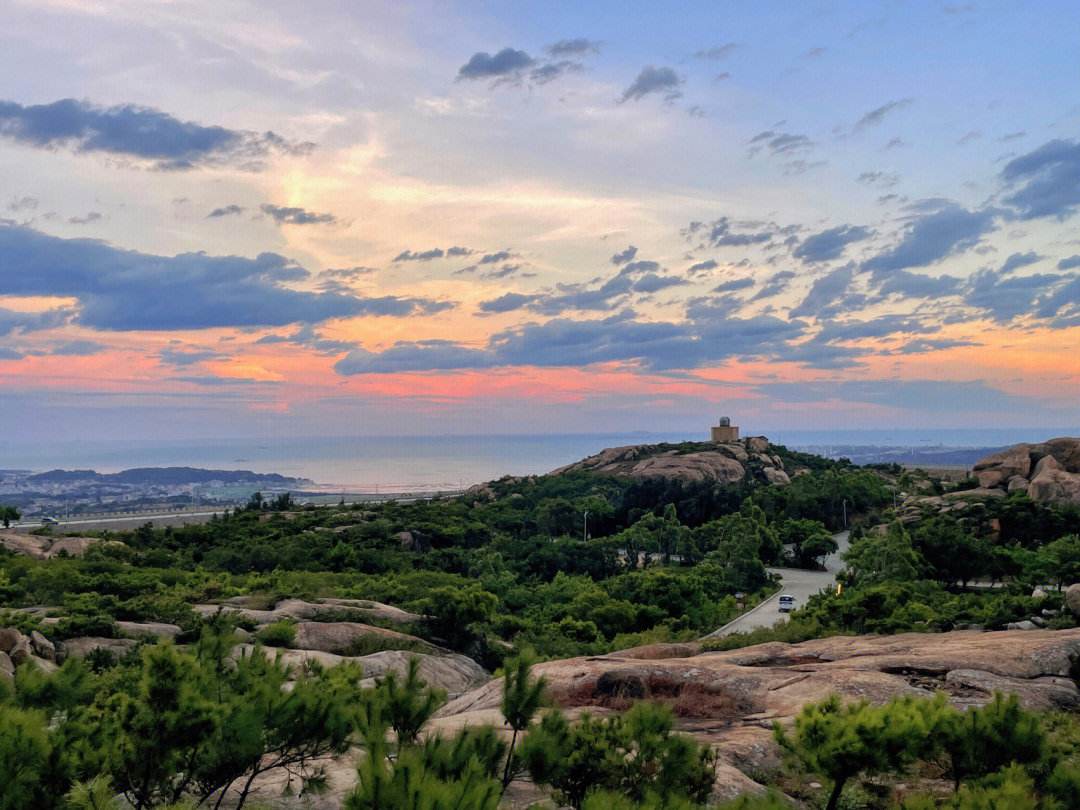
435 629 1080 800
0 532 119 559
549 436 792 486
971 437 1080 505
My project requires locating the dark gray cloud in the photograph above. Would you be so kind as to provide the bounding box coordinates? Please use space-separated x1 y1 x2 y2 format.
158 347 225 367
752 270 796 299
862 202 997 274
713 276 754 292
687 217 773 247
394 248 445 262
611 245 638 265
759 378 1034 413
998 251 1042 274
619 66 683 103
0 224 450 331
479 250 515 265
1058 255 1080 270
207 204 245 219
0 305 73 336
336 340 496 374
255 323 355 356
49 340 106 356
875 269 963 299
896 338 978 354
0 98 312 170
688 259 718 274
446 246 473 257
260 203 336 225
1000 138 1080 220
546 38 602 57
478 293 542 314
964 268 1067 323
632 273 688 293
530 61 585 84
790 266 861 318
857 170 899 188
322 265 377 279
457 48 536 81
854 98 913 131
68 212 103 225
481 264 522 280
748 130 814 157
794 225 873 263
694 44 738 60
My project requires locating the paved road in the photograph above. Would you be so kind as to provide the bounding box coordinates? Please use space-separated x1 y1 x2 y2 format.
703 530 849 639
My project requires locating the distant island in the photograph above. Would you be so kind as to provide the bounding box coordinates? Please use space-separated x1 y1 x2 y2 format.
0 466 314 517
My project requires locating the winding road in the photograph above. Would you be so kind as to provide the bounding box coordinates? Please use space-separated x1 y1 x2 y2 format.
703 530 850 639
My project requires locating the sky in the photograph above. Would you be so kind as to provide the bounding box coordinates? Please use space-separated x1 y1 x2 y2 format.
1 0 1079 442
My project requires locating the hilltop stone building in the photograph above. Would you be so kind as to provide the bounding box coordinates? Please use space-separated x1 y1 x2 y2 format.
711 416 739 443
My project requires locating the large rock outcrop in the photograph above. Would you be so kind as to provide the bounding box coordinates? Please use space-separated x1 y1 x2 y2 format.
971 438 1080 505
435 629 1080 800
0 532 120 559
551 438 791 486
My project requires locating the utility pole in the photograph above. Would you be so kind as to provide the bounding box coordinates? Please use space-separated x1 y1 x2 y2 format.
583 510 589 543
842 499 848 528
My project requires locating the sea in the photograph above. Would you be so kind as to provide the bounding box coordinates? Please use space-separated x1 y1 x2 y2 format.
3 427 1077 493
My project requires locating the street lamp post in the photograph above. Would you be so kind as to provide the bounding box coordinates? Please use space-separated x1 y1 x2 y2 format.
583 510 589 543
842 499 848 528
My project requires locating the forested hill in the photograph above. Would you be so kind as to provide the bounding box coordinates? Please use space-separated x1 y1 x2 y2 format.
26 466 306 486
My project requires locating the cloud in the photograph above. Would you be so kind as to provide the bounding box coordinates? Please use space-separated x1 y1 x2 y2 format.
862 202 997 274
611 245 638 265
0 224 451 331
481 264 522 280
964 268 1067 323
260 203 336 225
632 273 688 293
713 276 754 292
0 305 73 336
694 44 738 60
321 266 377 279
457 48 535 81
875 269 963 299
752 270 796 299
394 246 473 262
530 61 585 84
158 347 224 367
0 98 312 170
619 66 683 103
394 248 445 262
857 171 899 188
749 130 814 157
688 259 718 274
790 265 861 318
335 340 496 374
68 212 103 225
854 98 913 131
207 204 245 218
686 217 773 248
896 338 978 354
998 251 1042 274
1000 138 1080 220
794 225 873 263
477 250 515 265
1058 255 1080 270
759 378 1035 413
478 293 542 314
546 38 602 57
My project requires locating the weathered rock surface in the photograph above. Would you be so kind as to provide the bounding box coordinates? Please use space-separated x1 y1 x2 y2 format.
551 438 791 486
291 621 434 655
0 532 119 559
1066 583 1080 617
968 438 1080 505
0 627 24 653
60 636 138 660
0 651 13 680
435 629 1080 798
237 645 488 696
194 597 423 627
116 621 182 640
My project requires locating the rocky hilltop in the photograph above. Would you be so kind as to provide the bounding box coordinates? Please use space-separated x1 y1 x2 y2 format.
971 437 1080 505
550 437 793 486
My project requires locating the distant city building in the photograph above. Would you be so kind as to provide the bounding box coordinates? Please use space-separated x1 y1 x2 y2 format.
711 416 740 443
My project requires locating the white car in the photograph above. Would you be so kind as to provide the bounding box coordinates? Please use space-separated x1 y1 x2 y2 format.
41 516 60 525
778 594 796 613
